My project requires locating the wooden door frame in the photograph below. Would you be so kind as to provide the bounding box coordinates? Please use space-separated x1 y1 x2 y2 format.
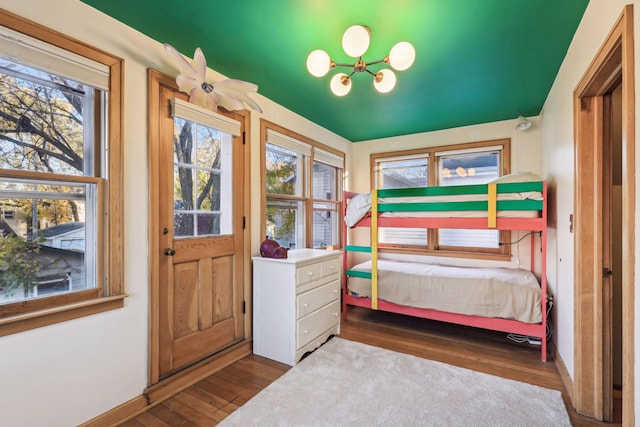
147 69 252 392
573 5 634 423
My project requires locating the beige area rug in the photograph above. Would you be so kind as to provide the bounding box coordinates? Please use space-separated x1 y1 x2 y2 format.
219 337 571 427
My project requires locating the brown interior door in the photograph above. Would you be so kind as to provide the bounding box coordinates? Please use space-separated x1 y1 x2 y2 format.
157 87 244 378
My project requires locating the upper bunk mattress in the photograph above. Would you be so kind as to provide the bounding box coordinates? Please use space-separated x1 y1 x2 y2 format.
348 260 542 323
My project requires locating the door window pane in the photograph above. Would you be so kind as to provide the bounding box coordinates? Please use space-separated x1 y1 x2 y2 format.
173 117 233 238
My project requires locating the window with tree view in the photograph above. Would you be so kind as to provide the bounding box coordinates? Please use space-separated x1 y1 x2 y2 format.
312 160 340 248
0 57 102 304
263 125 343 250
265 143 304 250
173 117 233 238
373 140 509 255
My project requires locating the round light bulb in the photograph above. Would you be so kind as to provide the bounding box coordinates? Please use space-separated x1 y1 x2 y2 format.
373 69 396 93
456 167 467 177
330 73 352 96
388 41 415 71
306 49 332 77
342 25 370 58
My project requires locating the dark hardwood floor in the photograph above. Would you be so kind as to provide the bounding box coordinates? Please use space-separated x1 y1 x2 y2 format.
120 306 621 426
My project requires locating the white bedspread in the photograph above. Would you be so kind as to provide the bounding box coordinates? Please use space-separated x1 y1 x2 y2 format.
348 260 542 323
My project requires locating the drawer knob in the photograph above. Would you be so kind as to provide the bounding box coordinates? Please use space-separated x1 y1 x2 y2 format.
308 272 313 276
333 312 338 317
303 303 309 308
303 329 309 335
333 289 338 294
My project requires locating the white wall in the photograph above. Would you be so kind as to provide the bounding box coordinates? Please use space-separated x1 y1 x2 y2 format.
539 0 639 415
4 0 639 424
350 118 543 271
0 1 350 426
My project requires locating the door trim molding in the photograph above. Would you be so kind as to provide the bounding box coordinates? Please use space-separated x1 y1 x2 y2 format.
572 5 634 423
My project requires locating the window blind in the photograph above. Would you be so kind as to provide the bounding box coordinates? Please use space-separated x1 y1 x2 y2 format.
314 148 343 168
0 25 110 90
435 145 503 157
266 129 312 156
171 98 241 136
374 153 428 164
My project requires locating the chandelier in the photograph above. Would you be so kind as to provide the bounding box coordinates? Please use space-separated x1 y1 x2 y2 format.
306 25 416 96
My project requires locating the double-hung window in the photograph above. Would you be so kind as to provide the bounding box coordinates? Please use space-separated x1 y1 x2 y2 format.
312 148 343 248
372 139 510 258
0 12 124 334
262 121 344 250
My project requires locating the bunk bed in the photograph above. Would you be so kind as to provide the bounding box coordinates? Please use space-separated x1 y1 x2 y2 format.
342 179 548 361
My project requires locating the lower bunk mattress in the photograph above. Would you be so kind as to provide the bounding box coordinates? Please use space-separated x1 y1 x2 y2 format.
347 260 542 324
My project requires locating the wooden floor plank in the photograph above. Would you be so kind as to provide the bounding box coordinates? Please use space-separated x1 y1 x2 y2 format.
173 391 227 423
121 306 620 426
117 419 144 427
161 394 217 425
147 403 197 427
182 386 237 419
134 412 171 427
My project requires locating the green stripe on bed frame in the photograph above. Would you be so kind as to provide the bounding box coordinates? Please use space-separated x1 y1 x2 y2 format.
378 199 543 212
375 181 543 198
345 245 372 253
345 269 372 279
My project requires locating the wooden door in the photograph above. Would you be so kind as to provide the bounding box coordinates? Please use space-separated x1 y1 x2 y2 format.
156 86 245 378
601 93 613 421
573 5 635 423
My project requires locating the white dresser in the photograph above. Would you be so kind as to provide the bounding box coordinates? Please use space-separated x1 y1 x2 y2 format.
252 249 341 366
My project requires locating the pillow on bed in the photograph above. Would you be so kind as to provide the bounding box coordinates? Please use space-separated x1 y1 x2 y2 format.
488 172 542 184
344 193 371 227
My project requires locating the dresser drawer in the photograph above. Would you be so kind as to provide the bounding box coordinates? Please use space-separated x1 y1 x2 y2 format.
296 262 322 286
321 257 341 278
297 300 340 349
297 279 340 318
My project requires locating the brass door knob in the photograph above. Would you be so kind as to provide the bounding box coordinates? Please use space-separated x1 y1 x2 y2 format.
164 248 176 256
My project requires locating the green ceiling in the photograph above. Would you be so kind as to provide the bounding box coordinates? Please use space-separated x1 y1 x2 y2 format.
80 0 589 142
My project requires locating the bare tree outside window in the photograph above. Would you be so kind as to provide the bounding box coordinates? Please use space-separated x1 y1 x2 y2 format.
265 144 300 248
0 59 96 302
173 117 231 238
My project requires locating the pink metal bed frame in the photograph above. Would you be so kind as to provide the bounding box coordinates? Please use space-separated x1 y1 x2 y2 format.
341 183 548 361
